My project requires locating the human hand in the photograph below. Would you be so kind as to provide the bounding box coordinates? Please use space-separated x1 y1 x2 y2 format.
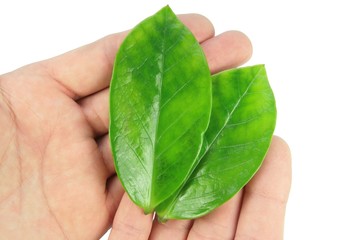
0 13 291 239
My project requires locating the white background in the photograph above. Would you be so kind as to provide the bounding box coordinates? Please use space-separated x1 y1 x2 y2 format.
1 0 359 239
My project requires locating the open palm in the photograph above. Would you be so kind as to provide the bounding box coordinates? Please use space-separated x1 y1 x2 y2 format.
0 14 291 240
0 30 127 239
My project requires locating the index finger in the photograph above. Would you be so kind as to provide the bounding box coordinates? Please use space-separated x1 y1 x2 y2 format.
44 14 215 99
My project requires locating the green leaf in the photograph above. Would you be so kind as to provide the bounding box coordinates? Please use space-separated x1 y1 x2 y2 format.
155 65 276 220
109 6 212 213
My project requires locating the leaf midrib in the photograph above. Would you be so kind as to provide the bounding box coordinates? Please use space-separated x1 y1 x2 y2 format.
150 9 168 210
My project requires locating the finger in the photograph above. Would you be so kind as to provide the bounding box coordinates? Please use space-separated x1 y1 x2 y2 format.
149 219 193 240
80 31 252 137
97 134 115 176
45 32 127 100
178 14 214 43
109 193 153 240
105 174 125 222
203 31 253 74
235 136 292 240
44 14 215 100
187 191 243 240
78 88 109 136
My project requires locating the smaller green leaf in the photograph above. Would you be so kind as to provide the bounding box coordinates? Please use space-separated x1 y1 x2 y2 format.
156 65 276 220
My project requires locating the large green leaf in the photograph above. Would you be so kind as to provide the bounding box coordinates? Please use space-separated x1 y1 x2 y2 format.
156 65 276 220
109 6 212 213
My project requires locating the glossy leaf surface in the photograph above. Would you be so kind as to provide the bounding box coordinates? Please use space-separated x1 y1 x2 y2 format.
109 6 212 213
156 65 276 220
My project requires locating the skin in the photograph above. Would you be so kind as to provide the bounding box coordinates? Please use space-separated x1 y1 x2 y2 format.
0 14 291 240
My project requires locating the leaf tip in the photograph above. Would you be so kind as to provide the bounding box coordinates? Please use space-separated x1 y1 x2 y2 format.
160 4 174 14
156 214 168 223
143 207 154 215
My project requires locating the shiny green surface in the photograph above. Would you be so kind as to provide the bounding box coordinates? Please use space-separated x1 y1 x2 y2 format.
109 6 212 213
156 65 276 220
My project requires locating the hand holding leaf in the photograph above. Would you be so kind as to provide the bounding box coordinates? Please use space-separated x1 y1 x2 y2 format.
110 5 276 221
